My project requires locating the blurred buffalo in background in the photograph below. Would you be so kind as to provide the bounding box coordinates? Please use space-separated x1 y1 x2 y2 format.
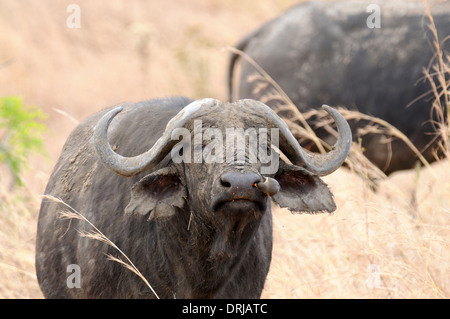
229 0 450 174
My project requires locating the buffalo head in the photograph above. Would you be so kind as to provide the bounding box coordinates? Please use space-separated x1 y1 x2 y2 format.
94 99 350 255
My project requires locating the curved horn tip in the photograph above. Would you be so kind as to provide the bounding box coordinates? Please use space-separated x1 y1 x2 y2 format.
109 106 124 117
322 104 352 139
302 104 352 176
99 106 123 124
321 104 335 114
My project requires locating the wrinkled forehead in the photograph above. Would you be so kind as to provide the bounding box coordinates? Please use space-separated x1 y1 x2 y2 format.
185 101 272 130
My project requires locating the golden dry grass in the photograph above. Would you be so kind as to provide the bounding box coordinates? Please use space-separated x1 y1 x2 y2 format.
0 182 42 298
0 0 449 299
264 160 450 298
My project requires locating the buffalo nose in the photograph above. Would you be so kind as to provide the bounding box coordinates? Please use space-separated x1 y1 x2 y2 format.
220 171 261 191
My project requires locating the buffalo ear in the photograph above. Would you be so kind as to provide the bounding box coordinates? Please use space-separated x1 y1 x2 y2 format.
125 166 186 222
271 163 336 214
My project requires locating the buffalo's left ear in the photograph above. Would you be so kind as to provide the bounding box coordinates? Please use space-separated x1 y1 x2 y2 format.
271 162 336 213
125 166 186 222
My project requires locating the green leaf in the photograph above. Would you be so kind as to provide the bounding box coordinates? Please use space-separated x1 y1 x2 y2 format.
0 96 47 186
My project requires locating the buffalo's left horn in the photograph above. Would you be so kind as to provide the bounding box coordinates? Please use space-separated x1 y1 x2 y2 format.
241 100 352 176
94 98 219 177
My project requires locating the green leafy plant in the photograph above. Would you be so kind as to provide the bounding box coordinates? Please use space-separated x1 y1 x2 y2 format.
0 96 47 187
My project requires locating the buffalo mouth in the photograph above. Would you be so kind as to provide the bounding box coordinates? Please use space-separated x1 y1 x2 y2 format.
212 195 267 215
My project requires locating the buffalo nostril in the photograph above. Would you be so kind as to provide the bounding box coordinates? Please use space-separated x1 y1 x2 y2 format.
221 180 231 188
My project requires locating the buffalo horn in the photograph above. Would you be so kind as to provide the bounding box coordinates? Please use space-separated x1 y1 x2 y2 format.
94 98 351 177
240 100 352 176
93 98 219 177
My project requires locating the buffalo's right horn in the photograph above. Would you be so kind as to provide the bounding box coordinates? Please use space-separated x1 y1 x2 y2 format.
93 98 219 177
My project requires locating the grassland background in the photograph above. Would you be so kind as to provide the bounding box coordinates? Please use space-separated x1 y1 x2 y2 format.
0 0 448 298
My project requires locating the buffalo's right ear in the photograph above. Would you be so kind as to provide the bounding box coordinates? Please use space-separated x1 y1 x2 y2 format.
125 166 186 222
271 162 336 214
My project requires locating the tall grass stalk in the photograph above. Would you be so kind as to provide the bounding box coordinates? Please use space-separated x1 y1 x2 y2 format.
42 194 160 299
424 0 450 159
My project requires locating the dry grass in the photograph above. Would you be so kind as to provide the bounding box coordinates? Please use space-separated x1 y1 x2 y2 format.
0 0 449 299
0 182 42 298
263 159 450 298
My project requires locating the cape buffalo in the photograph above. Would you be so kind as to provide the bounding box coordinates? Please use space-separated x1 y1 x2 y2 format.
229 1 450 174
35 96 351 298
